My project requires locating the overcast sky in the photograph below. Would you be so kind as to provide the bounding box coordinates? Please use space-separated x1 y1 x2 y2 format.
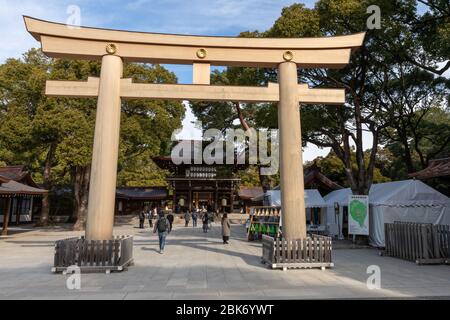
0 0 381 162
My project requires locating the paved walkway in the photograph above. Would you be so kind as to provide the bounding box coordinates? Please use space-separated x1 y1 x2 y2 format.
1 222 450 300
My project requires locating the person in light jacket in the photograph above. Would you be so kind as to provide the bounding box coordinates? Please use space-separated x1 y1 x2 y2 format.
221 213 231 244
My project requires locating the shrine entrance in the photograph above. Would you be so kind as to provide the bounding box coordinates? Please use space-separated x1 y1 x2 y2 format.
24 16 364 271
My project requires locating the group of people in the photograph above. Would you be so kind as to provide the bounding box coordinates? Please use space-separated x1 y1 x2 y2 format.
139 206 174 233
183 207 213 233
138 205 231 254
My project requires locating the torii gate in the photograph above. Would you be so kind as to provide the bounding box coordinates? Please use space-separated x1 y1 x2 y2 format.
24 16 364 241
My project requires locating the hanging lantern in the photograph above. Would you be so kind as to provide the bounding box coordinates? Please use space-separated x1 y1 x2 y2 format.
179 198 185 206
221 198 227 206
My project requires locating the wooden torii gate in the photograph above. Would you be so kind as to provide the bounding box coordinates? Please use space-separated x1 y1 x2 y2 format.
24 16 364 241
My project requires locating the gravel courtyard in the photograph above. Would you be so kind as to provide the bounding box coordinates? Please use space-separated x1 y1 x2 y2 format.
1 222 450 300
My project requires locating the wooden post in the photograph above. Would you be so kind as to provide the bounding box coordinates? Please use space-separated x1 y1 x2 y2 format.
85 54 123 241
278 61 306 240
215 181 218 212
16 197 22 225
1 197 12 236
173 188 176 211
230 184 235 213
188 181 192 212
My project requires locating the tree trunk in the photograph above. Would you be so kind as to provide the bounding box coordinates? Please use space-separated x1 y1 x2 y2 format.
39 142 56 226
72 165 91 231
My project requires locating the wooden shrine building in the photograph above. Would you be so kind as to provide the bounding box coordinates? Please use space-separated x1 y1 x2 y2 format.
115 186 168 215
153 141 247 213
0 166 47 235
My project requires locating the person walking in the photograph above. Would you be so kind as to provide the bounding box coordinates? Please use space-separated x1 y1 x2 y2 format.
139 209 145 229
153 212 170 254
167 211 174 233
147 208 153 228
191 209 198 227
202 211 209 233
221 213 231 244
184 210 191 227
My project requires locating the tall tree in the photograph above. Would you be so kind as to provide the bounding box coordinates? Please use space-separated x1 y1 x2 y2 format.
0 49 184 229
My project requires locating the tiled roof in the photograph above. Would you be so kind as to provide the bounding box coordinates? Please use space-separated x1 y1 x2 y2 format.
0 180 47 197
0 165 27 180
409 158 450 179
0 165 40 188
238 186 264 199
116 187 168 200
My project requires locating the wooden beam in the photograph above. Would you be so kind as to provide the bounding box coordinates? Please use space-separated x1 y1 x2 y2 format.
46 78 345 104
46 77 99 97
40 35 353 68
24 16 365 68
193 63 210 85
25 16 365 50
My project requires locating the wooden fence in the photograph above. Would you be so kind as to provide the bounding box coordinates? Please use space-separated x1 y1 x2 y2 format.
52 235 134 273
262 234 333 270
384 222 450 265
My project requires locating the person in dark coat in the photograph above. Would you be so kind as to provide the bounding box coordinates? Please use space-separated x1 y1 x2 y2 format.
191 209 198 227
153 212 170 254
167 212 174 233
202 212 209 233
138 209 145 229
184 211 191 227
221 213 231 244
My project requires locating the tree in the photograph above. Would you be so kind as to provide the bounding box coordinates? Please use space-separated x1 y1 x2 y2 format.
191 0 447 196
267 0 448 194
0 49 184 229
377 67 449 173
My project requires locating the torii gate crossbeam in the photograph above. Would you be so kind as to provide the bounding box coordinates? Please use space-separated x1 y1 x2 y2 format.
24 16 364 241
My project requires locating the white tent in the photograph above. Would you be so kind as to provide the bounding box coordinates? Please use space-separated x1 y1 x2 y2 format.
324 180 450 247
253 188 328 232
323 188 352 238
253 188 327 208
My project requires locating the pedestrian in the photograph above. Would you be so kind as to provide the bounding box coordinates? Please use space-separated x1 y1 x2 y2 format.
202 212 209 233
147 208 153 228
153 206 158 221
153 212 170 254
138 209 145 229
208 211 213 229
221 213 231 244
184 210 191 227
192 209 198 227
167 211 174 232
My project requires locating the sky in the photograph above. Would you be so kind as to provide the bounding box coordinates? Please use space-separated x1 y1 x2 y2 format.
1 0 378 162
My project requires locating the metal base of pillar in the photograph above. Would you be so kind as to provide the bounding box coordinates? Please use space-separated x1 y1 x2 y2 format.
52 235 133 273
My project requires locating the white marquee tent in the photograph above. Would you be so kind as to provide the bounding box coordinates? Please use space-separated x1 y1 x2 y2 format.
253 188 328 232
324 180 450 247
253 188 327 208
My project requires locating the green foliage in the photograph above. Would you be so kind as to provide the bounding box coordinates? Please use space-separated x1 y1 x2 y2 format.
236 165 261 187
307 149 390 188
267 3 321 37
0 49 184 197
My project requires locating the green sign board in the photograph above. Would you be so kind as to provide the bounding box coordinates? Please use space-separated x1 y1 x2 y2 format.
348 195 369 235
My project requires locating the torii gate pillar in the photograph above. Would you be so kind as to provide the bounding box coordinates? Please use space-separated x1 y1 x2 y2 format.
278 62 306 240
86 54 123 240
